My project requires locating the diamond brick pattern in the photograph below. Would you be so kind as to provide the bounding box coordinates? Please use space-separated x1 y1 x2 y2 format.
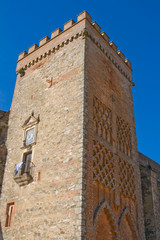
93 96 112 144
119 157 136 201
93 140 115 190
116 116 132 157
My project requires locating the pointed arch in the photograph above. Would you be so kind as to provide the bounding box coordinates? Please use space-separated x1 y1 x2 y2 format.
118 207 138 240
93 200 119 240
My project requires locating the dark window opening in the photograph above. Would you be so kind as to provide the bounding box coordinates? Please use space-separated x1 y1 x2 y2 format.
21 152 32 175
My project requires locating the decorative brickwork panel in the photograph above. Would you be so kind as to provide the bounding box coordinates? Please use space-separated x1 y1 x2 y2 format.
116 116 132 156
93 96 112 144
93 140 115 190
119 157 136 201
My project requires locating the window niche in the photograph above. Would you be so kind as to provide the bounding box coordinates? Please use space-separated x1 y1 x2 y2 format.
14 150 35 186
5 202 15 227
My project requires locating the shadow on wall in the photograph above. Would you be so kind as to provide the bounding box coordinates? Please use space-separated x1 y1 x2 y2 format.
0 145 8 197
0 111 9 240
0 111 9 198
0 222 3 240
0 139 8 240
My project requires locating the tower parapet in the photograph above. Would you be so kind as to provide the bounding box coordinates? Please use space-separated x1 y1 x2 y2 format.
16 11 133 84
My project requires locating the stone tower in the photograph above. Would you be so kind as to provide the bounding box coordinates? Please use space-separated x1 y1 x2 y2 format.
0 11 146 239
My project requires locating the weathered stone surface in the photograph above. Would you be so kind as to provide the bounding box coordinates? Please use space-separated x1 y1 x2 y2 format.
82 19 145 240
0 110 9 240
1 25 85 239
139 152 160 240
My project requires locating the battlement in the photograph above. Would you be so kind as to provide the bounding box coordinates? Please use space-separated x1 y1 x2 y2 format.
17 11 133 83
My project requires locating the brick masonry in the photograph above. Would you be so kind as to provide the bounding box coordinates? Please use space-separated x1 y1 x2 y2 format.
83 19 145 239
0 11 160 240
1 21 86 240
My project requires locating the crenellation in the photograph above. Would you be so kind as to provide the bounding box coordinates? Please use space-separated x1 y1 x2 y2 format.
28 44 38 54
18 51 27 60
39 36 50 46
77 10 91 22
16 11 132 76
92 21 101 32
64 19 75 30
16 32 133 84
109 41 117 51
125 59 132 69
117 50 125 60
101 32 110 42
51 28 62 39
16 31 84 76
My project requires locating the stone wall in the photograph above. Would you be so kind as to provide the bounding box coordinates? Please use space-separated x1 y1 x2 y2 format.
139 152 160 240
83 18 145 239
0 110 9 240
0 17 86 240
0 110 9 196
1 10 160 240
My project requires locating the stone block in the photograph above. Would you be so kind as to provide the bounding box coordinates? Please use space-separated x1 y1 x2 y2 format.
18 51 27 60
51 28 62 39
101 32 110 42
109 41 117 51
77 11 91 22
117 50 125 60
28 44 38 54
92 21 101 32
64 19 75 31
125 59 132 69
39 36 50 46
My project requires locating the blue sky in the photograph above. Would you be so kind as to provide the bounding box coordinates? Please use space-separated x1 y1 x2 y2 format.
0 0 160 163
